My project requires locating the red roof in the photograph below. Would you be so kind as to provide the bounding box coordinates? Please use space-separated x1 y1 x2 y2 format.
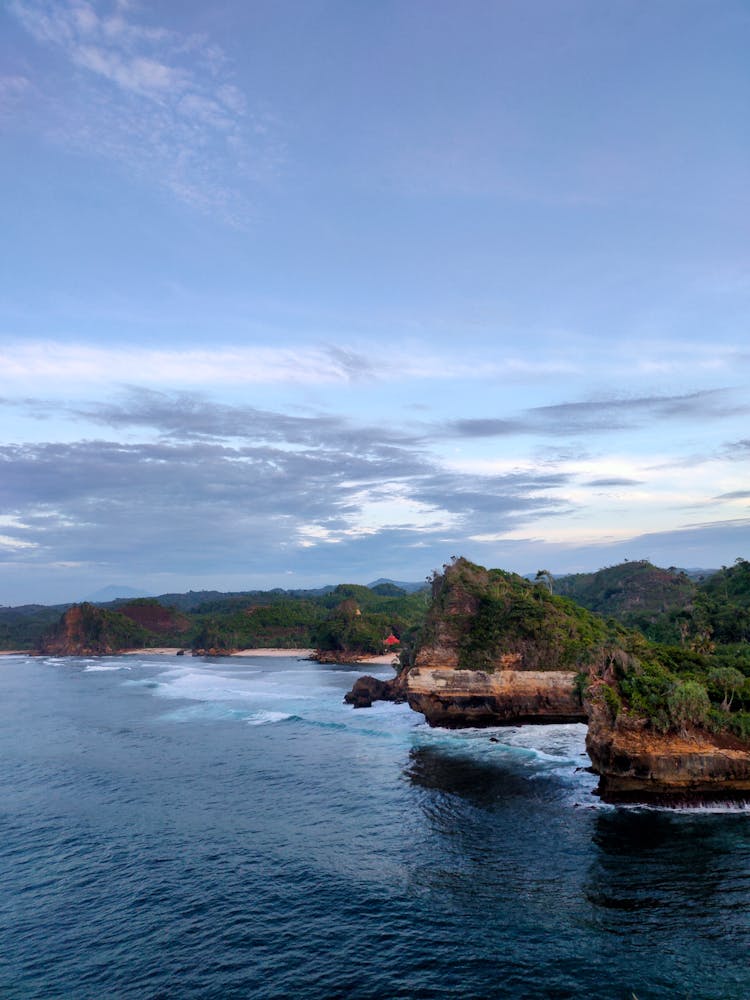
384 634 400 645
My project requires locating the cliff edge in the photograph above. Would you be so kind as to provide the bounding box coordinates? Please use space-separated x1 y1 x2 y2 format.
346 557 750 803
37 603 149 656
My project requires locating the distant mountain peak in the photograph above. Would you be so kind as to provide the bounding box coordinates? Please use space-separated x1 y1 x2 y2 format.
84 585 153 603
367 578 425 593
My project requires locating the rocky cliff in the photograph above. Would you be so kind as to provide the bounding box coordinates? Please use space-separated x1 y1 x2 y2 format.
405 667 585 727
37 603 149 656
345 558 605 724
585 694 750 803
396 557 611 726
345 557 750 804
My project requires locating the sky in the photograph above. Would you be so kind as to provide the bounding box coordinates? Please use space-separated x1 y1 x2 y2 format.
1 0 749 605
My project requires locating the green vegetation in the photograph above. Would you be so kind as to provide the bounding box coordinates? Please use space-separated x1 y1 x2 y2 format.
10 580 429 656
39 602 151 654
607 638 750 738
554 557 750 650
419 557 625 672
8 555 750 742
417 556 750 740
0 603 69 650
554 559 697 643
550 558 750 735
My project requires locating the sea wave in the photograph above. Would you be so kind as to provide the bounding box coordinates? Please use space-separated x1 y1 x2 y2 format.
83 663 132 672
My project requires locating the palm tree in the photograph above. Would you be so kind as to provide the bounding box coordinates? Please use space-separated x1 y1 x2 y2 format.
535 569 554 594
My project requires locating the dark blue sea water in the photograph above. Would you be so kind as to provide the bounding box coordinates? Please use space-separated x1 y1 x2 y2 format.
1 654 749 999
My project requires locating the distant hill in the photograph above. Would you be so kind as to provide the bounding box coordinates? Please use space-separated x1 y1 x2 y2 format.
3 560 746 655
550 558 750 646
367 578 426 594
555 560 696 612
553 560 697 642
85 585 153 603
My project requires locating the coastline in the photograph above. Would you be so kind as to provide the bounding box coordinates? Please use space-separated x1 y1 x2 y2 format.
0 647 399 665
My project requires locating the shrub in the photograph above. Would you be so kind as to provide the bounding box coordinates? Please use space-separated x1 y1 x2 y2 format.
602 684 622 721
667 680 710 731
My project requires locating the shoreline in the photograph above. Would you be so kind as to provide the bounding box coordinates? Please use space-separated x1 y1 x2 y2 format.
0 647 399 665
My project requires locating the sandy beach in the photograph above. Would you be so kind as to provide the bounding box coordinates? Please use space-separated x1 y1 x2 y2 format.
120 647 315 658
1 647 400 665
124 648 399 665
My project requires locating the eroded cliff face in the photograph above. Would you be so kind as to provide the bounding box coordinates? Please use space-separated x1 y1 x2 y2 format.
585 697 750 803
405 667 585 728
38 605 113 656
344 558 750 804
397 559 594 726
37 603 147 656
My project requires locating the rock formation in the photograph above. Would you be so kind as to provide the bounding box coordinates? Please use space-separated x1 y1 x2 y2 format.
405 667 585 727
585 682 750 803
37 603 148 656
393 557 600 726
345 557 750 804
344 673 406 708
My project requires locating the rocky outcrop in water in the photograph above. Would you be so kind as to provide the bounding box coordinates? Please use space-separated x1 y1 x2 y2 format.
397 558 601 727
405 667 585 727
344 673 406 708
585 687 750 803
345 558 598 726
345 557 750 804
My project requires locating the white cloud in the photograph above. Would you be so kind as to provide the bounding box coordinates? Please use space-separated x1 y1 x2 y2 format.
7 0 281 222
0 341 377 387
0 339 581 388
0 534 37 551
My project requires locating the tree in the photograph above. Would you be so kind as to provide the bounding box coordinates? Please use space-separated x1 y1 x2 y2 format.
690 626 715 655
708 666 745 711
667 680 710 732
535 569 554 594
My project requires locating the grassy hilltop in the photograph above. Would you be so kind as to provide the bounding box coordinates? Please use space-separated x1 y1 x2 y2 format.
410 556 750 741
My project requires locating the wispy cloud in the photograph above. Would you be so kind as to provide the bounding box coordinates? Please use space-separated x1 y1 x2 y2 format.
445 389 747 438
1 386 747 594
0 337 585 388
0 431 573 575
7 0 280 221
583 477 643 488
713 490 750 501
0 342 374 387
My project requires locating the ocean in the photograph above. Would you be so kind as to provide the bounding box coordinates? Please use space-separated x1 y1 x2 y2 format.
1 653 748 999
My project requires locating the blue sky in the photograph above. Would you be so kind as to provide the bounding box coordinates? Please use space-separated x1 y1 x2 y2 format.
1 0 748 604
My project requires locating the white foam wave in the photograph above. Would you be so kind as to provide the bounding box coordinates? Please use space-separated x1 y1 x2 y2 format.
419 722 589 766
616 800 750 815
158 703 295 725
83 663 132 672
246 710 294 726
147 662 327 706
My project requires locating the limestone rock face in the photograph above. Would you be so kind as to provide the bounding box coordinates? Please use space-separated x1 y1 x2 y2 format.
585 699 750 803
405 667 585 728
